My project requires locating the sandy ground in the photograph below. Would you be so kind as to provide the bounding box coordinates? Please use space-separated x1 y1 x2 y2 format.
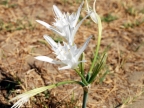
0 0 144 108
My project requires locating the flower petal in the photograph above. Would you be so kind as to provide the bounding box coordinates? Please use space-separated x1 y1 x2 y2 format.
75 36 92 60
11 97 29 108
35 56 62 64
58 65 71 70
85 0 90 11
86 0 98 23
71 12 92 45
90 11 98 23
72 1 84 27
43 35 58 49
53 5 63 18
36 20 65 36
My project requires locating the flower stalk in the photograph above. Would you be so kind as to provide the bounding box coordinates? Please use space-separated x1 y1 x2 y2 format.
81 0 103 107
79 53 85 77
82 90 88 108
86 0 102 74
10 80 84 108
89 13 102 73
74 68 88 86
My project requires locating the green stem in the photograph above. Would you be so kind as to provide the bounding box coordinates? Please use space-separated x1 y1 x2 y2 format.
75 69 88 85
10 80 84 102
79 53 85 77
89 12 102 74
82 89 88 108
55 80 83 86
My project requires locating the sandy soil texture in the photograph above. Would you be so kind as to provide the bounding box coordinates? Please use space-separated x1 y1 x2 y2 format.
0 0 144 108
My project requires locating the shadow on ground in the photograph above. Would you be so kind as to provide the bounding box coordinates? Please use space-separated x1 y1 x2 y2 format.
0 67 21 108
0 102 12 108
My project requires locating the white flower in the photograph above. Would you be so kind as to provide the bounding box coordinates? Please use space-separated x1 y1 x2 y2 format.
85 0 98 23
10 85 55 108
11 97 29 108
35 35 92 70
36 1 91 45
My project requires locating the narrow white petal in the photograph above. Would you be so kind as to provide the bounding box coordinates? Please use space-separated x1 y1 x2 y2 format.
85 0 97 23
43 35 58 48
71 12 92 44
11 97 29 108
36 20 51 28
75 36 92 60
35 56 62 64
36 20 65 36
85 0 90 12
35 56 54 63
93 0 97 14
53 5 63 18
90 11 98 23
72 1 84 27
58 65 71 70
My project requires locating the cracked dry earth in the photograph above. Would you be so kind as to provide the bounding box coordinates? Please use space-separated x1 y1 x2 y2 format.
0 0 144 108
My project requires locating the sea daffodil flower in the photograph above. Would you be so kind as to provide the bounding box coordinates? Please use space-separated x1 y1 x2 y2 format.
11 97 29 108
10 84 59 108
85 0 98 23
35 35 92 70
36 1 91 45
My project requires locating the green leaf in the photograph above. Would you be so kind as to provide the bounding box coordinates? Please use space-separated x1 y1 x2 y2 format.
88 53 107 83
78 52 85 77
99 68 109 83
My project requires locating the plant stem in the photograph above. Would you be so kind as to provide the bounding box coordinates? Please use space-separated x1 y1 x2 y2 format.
79 53 85 77
88 0 102 74
89 13 102 74
82 90 88 108
10 80 84 102
75 69 88 85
